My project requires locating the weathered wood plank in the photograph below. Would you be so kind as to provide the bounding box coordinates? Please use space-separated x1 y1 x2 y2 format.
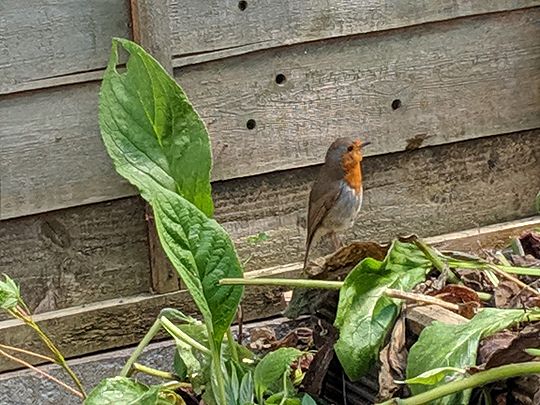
0 0 131 94
169 0 539 60
0 198 150 320
1 9 539 220
1 130 538 320
175 9 540 181
0 276 292 372
218 130 540 271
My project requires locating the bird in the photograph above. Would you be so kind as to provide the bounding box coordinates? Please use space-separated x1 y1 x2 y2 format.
303 137 371 268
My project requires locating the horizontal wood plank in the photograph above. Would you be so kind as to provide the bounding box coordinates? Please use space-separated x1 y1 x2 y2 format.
1 9 538 220
169 0 539 60
0 0 131 94
176 9 540 181
0 198 150 321
1 130 538 320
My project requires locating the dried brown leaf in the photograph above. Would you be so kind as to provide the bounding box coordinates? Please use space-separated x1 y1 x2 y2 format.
478 324 540 368
377 314 407 401
519 231 540 259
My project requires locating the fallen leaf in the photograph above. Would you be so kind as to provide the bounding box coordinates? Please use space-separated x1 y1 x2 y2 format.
271 327 313 350
519 232 540 259
478 324 540 369
431 284 482 319
494 280 540 309
377 313 407 401
457 269 495 293
249 327 276 350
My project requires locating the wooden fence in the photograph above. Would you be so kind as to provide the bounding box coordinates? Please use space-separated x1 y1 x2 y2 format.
0 0 539 382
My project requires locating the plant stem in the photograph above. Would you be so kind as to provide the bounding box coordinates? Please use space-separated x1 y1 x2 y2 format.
0 349 83 399
220 278 343 289
414 240 460 284
161 316 211 355
132 362 177 380
121 317 162 377
377 362 540 405
448 261 540 276
476 292 492 302
486 264 540 297
227 328 239 363
13 310 86 397
384 288 461 312
0 343 55 363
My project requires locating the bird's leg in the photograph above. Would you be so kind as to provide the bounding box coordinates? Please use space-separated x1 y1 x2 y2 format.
330 232 343 251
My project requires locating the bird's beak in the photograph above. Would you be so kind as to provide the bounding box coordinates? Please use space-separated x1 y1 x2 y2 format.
361 141 371 148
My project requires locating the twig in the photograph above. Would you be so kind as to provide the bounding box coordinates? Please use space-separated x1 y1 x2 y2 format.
0 343 55 363
384 289 461 313
0 349 83 399
376 361 540 405
220 277 343 289
121 317 162 377
486 264 540 297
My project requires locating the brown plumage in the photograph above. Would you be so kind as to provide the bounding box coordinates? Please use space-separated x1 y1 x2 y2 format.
303 137 370 268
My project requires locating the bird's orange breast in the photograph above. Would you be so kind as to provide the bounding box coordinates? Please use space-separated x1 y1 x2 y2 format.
341 150 362 194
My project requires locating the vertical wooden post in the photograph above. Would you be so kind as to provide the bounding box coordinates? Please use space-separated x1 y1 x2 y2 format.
130 0 179 293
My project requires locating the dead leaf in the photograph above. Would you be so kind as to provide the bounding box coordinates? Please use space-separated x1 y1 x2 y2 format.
248 327 276 350
494 280 540 309
456 269 495 293
377 313 407 401
271 327 313 350
478 324 540 368
519 231 540 259
431 284 482 318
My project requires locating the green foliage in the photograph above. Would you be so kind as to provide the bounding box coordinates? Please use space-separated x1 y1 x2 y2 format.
99 38 213 217
84 377 180 405
0 274 22 310
398 367 466 386
407 308 533 405
151 187 243 350
253 348 303 403
334 241 430 380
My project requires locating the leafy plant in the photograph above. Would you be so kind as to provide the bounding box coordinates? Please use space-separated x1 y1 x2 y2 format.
334 241 430 380
406 308 540 405
98 38 244 404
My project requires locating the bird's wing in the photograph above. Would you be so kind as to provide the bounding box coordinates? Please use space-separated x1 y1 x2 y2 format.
304 177 342 267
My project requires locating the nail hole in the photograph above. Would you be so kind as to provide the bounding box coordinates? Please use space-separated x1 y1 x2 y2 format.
391 99 402 110
246 119 256 130
238 1 247 11
275 73 286 85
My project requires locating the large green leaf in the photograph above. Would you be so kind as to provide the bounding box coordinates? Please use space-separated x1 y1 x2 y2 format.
99 38 213 217
407 308 533 405
253 347 303 403
152 187 243 350
334 241 430 380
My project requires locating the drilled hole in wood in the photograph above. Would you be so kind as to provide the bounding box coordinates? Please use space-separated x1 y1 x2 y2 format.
275 73 286 85
391 99 402 110
246 119 256 130
238 1 247 11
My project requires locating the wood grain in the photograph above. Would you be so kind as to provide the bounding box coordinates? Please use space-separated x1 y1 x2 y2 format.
0 130 537 323
0 0 130 94
169 0 539 60
0 198 150 320
175 9 540 181
2 9 539 220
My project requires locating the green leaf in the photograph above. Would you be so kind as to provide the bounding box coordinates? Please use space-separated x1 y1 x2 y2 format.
0 274 22 310
253 348 303 402
407 308 532 405
525 348 540 356
99 38 213 217
397 367 466 386
84 377 148 405
301 394 318 405
334 241 429 380
238 371 254 405
152 186 243 350
173 324 211 394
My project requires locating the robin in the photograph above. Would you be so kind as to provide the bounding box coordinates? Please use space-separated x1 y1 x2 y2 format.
303 137 371 268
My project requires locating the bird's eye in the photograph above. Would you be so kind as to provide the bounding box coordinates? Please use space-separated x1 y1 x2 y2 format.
347 145 353 152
